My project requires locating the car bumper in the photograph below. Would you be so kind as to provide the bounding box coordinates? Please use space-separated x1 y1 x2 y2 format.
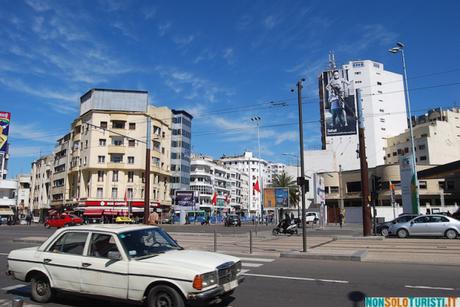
187 276 244 302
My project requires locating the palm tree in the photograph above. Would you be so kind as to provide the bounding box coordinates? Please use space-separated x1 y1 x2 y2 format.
270 172 299 208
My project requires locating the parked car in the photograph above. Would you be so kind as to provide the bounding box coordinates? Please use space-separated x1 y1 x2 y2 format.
114 216 134 224
388 215 460 239
305 212 319 224
44 214 83 229
376 214 419 236
7 224 243 306
224 215 241 227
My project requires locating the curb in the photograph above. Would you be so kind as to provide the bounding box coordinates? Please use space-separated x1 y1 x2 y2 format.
280 250 368 261
332 236 385 241
13 238 46 244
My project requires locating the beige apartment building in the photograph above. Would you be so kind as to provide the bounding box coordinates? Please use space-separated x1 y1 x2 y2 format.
63 89 173 217
29 154 53 221
385 108 460 165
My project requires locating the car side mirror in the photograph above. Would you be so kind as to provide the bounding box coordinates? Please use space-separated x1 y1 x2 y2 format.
107 251 122 260
392 221 396 224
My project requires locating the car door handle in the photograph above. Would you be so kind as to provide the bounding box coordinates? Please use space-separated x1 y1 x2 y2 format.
43 258 52 263
81 262 92 268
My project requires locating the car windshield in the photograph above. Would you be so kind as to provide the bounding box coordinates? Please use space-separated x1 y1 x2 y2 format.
118 228 182 259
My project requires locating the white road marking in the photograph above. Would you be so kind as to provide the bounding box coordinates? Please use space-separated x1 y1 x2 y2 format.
243 273 349 284
241 269 250 274
1 284 26 291
405 285 455 291
238 257 275 263
0 253 8 256
242 262 263 268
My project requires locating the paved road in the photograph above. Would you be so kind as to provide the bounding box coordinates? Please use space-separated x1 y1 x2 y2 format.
1 225 459 306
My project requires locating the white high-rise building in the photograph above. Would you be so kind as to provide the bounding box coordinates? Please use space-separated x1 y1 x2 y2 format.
220 152 268 216
321 59 408 171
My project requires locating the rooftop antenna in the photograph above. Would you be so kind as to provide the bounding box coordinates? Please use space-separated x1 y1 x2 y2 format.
328 51 337 70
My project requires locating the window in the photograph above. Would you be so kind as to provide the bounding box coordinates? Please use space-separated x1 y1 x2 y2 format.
421 133 428 138
128 156 135 164
377 90 383 94
98 155 105 163
112 170 119 182
380 118 385 123
330 186 339 193
97 188 103 198
127 188 133 200
85 140 88 149
99 139 106 146
404 147 409 153
346 181 361 193
419 181 427 189
377 81 382 86
112 121 125 129
420 156 427 161
128 171 134 183
355 80 362 84
392 152 397 156
379 109 385 113
89 233 120 258
428 216 449 223
110 154 123 163
152 157 160 166
418 144 426 150
111 187 118 199
49 232 88 255
354 71 361 75
129 123 136 130
128 139 135 147
100 121 108 129
353 62 364 68
97 171 104 182
112 137 123 146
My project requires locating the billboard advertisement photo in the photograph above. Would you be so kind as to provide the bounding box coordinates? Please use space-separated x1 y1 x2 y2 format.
0 112 11 153
264 188 289 208
175 190 195 207
320 70 357 136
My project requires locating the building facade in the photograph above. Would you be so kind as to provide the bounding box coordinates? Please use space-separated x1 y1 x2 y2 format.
385 108 460 165
320 59 408 171
219 151 269 216
170 110 193 197
29 154 53 220
16 174 31 216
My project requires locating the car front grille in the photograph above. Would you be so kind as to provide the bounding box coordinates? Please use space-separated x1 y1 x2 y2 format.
217 262 237 285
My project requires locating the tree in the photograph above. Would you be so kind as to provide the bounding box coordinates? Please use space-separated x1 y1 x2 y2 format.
270 172 299 208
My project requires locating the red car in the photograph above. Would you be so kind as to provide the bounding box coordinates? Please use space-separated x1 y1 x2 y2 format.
44 214 83 228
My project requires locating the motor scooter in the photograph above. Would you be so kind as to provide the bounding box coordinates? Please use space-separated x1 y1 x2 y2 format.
272 219 298 235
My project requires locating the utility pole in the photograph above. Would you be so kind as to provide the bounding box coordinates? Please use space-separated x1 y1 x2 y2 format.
294 78 307 252
143 116 152 224
356 89 372 236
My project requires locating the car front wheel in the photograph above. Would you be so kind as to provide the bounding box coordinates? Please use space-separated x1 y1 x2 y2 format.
380 227 389 237
31 275 53 303
147 285 184 307
397 228 409 238
445 229 458 239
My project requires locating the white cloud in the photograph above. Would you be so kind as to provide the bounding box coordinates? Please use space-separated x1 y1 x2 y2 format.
263 15 281 29
274 131 297 145
236 15 252 30
112 21 138 40
9 123 63 144
222 48 235 64
25 0 50 12
9 145 43 157
173 34 195 46
158 22 171 37
142 6 157 20
338 24 398 54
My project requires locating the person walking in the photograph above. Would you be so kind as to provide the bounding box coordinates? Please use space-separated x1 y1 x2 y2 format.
148 210 159 225
26 212 32 226
338 211 344 228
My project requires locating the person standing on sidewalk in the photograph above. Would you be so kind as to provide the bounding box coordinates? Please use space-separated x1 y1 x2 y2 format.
338 211 344 228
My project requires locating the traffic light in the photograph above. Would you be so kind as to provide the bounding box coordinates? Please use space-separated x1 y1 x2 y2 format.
372 175 382 192
296 176 310 192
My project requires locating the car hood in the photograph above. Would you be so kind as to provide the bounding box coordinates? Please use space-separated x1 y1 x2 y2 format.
136 250 240 272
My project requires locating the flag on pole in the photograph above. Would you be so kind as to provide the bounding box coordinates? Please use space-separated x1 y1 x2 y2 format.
253 179 260 193
211 192 217 205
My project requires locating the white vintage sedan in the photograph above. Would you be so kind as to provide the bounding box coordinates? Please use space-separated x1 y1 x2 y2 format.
7 224 243 306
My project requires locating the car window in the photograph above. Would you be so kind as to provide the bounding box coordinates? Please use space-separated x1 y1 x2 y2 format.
440 216 449 222
428 216 448 223
49 232 88 255
413 216 429 224
89 233 120 258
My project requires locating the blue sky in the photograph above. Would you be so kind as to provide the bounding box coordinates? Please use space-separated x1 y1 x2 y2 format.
1 0 460 177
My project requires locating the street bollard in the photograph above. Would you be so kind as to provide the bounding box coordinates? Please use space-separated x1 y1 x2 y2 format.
213 230 217 252
255 222 258 236
12 297 23 307
249 230 253 254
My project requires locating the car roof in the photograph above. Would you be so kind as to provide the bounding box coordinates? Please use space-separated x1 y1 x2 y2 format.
58 224 159 234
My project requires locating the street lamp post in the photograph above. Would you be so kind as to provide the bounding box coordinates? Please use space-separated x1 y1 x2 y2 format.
251 116 263 222
389 42 420 213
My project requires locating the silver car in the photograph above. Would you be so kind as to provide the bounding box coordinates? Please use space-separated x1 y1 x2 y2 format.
388 215 460 239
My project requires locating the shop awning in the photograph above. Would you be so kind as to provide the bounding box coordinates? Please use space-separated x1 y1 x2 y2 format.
83 209 104 216
0 207 14 216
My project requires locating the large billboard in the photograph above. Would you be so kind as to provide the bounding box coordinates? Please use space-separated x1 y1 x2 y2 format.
264 188 289 208
399 156 419 214
320 70 357 136
0 112 11 153
175 190 195 207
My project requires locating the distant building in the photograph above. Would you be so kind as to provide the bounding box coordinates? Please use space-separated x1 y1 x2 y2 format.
0 179 17 220
29 154 53 221
170 110 193 197
16 174 31 216
385 108 460 165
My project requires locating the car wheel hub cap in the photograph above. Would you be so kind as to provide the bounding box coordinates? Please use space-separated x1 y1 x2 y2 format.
156 293 172 307
36 281 47 295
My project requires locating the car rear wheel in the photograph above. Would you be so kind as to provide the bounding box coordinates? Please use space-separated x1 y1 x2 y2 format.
380 227 389 237
31 275 53 303
445 229 458 239
397 228 409 238
147 285 184 307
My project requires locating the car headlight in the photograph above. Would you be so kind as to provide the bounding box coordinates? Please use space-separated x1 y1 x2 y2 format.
193 271 218 290
235 261 242 274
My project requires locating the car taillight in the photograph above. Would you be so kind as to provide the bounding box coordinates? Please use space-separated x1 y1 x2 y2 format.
192 275 203 290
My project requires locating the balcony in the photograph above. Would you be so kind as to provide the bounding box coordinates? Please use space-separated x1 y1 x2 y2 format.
108 145 126 154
